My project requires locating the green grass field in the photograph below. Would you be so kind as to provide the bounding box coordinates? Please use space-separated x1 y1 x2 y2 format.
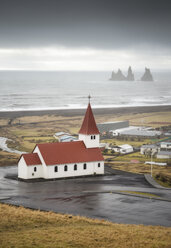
0 110 170 169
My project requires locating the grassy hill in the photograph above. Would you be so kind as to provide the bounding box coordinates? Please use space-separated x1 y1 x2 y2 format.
0 203 171 248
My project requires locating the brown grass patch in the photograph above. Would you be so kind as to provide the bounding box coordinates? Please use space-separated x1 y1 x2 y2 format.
0 150 20 166
110 162 171 175
0 204 171 248
109 162 171 187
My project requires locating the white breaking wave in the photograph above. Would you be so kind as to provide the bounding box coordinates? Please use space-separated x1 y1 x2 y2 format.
0 71 171 111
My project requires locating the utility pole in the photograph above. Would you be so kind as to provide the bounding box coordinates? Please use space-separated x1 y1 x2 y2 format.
151 152 153 177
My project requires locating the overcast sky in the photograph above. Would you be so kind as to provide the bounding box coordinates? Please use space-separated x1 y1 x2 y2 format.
0 0 171 71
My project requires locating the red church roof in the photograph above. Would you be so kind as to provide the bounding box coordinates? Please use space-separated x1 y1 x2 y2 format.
36 141 104 165
22 153 42 166
79 103 100 135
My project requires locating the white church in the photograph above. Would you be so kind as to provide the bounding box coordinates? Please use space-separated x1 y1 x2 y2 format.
18 101 104 179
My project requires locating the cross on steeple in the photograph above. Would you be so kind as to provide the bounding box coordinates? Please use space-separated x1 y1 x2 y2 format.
88 94 91 103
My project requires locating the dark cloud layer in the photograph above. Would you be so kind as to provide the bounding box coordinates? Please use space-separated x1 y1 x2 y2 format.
0 0 171 49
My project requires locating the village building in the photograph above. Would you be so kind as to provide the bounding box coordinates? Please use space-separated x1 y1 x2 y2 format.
99 142 109 151
54 132 70 138
110 126 162 138
140 142 171 158
140 144 159 155
97 121 129 133
112 144 133 154
54 132 77 142
58 135 77 142
18 102 104 180
157 151 171 159
160 142 171 150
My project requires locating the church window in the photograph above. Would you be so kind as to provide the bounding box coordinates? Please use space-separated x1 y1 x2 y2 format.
34 167 37 172
54 166 58 172
98 163 100 167
94 135 96 139
91 135 93 139
74 164 77 170
83 163 87 170
64 165 68 171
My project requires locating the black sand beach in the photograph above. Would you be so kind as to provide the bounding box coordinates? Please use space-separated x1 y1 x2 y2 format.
0 105 171 119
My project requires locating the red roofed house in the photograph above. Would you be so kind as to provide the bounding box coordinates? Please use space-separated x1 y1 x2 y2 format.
18 102 104 179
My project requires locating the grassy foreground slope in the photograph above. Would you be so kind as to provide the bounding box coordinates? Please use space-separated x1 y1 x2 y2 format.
0 204 171 248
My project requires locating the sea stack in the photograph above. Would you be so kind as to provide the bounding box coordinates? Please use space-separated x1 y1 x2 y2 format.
126 66 134 81
141 68 153 81
110 69 126 81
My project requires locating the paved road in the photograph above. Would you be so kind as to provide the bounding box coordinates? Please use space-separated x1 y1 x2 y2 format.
0 166 171 227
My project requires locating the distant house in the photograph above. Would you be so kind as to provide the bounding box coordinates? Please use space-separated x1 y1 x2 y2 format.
164 132 171 137
110 126 162 138
141 141 171 160
112 144 133 154
59 135 77 142
97 121 129 133
99 143 109 151
18 102 104 180
157 151 171 159
140 144 159 155
160 142 171 150
54 131 78 142
54 132 70 139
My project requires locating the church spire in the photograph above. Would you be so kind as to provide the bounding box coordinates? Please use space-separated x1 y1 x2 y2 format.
79 98 100 135
88 94 91 103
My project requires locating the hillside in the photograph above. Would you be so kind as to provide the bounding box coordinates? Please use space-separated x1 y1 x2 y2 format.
0 204 171 248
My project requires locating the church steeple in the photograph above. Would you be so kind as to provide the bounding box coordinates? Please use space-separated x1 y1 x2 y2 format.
79 97 100 148
79 103 100 135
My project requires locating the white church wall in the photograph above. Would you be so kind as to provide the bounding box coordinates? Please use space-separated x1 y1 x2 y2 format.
33 146 48 178
18 156 43 179
18 156 28 179
94 161 104 174
45 161 104 179
18 154 104 179
79 134 100 148
26 164 43 179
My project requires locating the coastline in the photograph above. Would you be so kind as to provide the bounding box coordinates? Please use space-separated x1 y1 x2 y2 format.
0 105 170 118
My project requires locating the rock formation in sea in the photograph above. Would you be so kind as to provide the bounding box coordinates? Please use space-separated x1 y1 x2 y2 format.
141 68 153 81
126 66 134 81
110 69 126 81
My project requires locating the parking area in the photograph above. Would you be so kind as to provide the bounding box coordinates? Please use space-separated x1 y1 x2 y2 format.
0 166 171 227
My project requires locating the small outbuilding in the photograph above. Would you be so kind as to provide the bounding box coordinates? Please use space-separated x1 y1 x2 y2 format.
54 132 70 139
160 142 171 150
59 135 77 142
97 121 129 133
140 144 159 155
112 144 133 154
157 151 171 159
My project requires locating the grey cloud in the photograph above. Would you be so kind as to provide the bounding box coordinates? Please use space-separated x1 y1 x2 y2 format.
0 0 171 49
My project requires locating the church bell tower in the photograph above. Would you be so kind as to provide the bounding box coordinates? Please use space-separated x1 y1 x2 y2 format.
78 96 100 148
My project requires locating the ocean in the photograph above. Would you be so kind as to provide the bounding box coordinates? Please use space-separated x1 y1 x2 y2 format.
0 70 171 111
